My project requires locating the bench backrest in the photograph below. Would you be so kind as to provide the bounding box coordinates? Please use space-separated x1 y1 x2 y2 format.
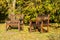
8 13 16 21
36 14 50 22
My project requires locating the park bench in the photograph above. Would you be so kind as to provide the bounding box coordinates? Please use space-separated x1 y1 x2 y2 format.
6 13 20 31
38 14 50 32
29 14 50 32
29 15 42 32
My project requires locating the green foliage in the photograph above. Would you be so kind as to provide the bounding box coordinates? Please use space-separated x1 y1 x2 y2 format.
0 0 60 23
0 0 8 22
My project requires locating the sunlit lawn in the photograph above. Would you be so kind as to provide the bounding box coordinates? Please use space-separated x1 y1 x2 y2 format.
0 23 60 40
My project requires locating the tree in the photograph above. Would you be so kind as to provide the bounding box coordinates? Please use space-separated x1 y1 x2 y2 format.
0 0 60 23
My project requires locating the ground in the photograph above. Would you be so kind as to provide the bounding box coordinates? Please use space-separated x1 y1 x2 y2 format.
0 23 60 40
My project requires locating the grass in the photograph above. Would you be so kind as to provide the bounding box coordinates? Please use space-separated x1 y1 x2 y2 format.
0 23 60 40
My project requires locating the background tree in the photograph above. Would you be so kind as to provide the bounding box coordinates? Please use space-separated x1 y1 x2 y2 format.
0 0 60 23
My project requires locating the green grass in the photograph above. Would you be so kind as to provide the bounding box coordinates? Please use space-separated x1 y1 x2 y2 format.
0 23 60 40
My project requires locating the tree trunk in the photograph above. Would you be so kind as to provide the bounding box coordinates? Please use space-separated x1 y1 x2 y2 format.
12 0 16 14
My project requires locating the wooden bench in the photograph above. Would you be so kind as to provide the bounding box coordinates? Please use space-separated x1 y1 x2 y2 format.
37 14 50 32
6 13 20 31
29 14 50 32
29 16 42 32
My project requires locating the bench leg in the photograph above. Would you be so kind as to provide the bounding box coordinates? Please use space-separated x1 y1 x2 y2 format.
47 20 49 32
41 21 43 33
30 25 32 32
18 23 20 31
21 21 24 30
47 23 49 32
6 24 9 31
